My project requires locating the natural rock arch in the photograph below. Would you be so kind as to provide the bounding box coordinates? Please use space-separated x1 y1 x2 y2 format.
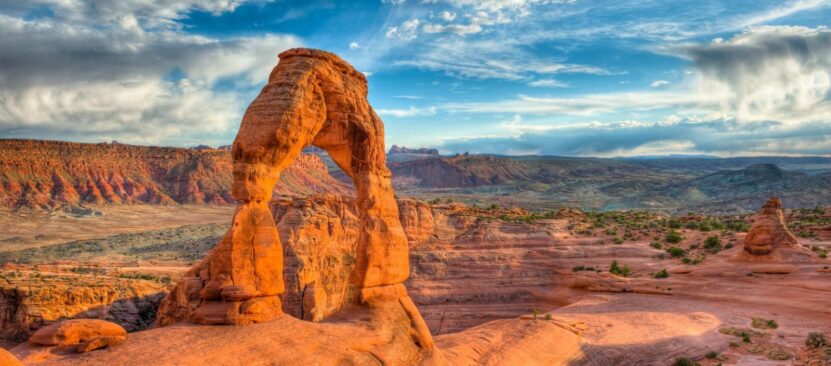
156 48 433 349
231 48 410 290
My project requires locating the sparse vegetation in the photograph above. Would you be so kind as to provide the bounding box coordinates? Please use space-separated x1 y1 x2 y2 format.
703 236 722 253
666 246 686 258
673 357 700 366
665 231 683 244
751 318 778 329
806 332 827 349
609 260 630 277
654 268 669 279
650 242 662 249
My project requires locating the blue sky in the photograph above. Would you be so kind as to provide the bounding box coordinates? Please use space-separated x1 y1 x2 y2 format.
1 0 830 157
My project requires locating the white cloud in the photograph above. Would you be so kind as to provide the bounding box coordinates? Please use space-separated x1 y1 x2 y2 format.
439 11 457 21
376 106 437 117
684 25 831 124
736 0 830 28
423 22 483 35
349 42 360 50
527 78 569 87
386 18 421 41
0 2 302 146
539 63 614 75
651 80 670 87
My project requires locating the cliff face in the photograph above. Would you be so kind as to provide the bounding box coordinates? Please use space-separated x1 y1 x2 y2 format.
0 268 166 341
273 195 556 333
0 139 350 209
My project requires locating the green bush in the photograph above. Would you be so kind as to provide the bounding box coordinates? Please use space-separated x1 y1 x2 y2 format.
673 357 700 366
705 351 718 359
613 237 624 245
609 260 631 277
704 236 722 253
654 268 669 279
667 219 682 229
806 332 827 349
650 242 662 249
665 231 683 244
666 246 687 258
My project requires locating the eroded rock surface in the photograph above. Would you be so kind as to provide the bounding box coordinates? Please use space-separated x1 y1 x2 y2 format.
28 319 125 346
744 197 799 255
156 48 435 356
0 140 348 210
0 269 165 342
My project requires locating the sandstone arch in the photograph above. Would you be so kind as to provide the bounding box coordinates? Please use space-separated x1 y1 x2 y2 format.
156 49 433 349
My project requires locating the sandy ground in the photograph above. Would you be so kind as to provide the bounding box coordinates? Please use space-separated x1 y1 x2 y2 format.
0 205 234 252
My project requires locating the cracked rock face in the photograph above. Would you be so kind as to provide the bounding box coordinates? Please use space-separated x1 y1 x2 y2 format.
744 197 798 255
155 49 433 351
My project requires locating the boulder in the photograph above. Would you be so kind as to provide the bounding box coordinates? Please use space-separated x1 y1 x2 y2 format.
28 319 126 346
77 335 127 353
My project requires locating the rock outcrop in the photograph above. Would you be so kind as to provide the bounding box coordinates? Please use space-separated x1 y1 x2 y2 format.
156 48 436 357
0 348 23 366
0 269 166 342
28 319 125 346
744 197 799 255
0 139 349 210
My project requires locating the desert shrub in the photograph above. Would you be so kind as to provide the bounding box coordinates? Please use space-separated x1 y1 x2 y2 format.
613 237 624 245
705 351 718 359
654 269 669 279
704 236 722 253
667 219 682 229
752 318 778 329
665 231 683 244
666 246 686 258
725 220 750 232
609 260 630 277
766 349 791 360
544 313 552 320
650 242 662 249
806 332 827 349
605 228 618 235
673 357 700 366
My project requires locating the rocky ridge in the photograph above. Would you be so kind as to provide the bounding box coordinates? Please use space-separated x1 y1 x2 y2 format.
0 139 349 210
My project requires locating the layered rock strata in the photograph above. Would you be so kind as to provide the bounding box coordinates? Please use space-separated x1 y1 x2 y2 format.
744 197 799 255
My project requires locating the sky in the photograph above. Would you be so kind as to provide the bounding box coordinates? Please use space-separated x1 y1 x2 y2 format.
1 0 830 157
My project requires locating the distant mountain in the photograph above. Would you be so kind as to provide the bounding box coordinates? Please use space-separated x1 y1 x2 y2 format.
387 154 830 213
0 139 350 210
387 145 440 162
634 164 831 214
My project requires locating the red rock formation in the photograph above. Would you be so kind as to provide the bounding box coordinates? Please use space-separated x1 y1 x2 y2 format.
0 140 349 209
76 335 126 353
28 319 125 346
0 348 23 366
744 197 798 255
157 49 435 353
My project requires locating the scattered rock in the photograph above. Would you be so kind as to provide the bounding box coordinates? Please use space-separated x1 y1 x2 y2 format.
28 319 126 346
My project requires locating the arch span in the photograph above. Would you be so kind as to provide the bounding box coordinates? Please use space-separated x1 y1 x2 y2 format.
155 49 433 350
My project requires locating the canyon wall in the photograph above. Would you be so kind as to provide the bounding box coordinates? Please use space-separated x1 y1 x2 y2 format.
0 139 349 209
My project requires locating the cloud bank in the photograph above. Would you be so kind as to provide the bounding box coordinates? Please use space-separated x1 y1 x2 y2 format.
0 1 300 146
